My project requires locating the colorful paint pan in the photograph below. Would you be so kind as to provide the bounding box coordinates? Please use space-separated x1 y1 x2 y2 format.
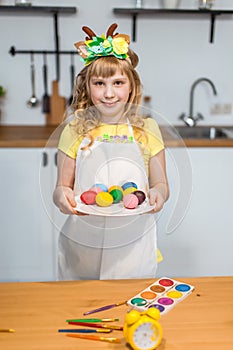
127 277 194 315
126 277 176 311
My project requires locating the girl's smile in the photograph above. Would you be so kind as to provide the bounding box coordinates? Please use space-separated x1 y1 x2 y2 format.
89 69 131 123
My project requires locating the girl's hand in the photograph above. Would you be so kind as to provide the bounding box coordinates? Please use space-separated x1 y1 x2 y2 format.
53 186 85 215
149 150 169 213
53 152 87 215
148 187 166 213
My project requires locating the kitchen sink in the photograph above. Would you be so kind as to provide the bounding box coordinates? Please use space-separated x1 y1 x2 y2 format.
173 126 229 139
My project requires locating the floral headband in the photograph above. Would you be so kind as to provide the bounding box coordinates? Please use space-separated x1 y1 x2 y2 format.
74 23 130 66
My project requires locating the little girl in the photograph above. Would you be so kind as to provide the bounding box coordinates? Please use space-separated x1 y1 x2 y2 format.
53 24 169 280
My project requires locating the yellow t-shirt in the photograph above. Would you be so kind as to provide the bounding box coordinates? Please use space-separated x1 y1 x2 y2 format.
58 118 164 174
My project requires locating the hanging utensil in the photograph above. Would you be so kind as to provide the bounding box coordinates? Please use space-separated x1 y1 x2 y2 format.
68 53 75 106
27 52 39 108
42 52 50 113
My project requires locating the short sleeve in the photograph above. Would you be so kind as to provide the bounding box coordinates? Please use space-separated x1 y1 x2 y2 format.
144 118 164 157
58 124 82 159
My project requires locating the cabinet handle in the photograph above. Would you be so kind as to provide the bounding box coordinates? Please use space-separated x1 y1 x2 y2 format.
54 152 58 167
42 152 48 167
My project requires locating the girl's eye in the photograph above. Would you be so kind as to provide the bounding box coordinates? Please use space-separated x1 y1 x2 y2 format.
114 81 124 86
94 81 104 86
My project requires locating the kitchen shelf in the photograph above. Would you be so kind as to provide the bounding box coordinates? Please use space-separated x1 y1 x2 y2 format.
113 8 233 42
1 5 77 80
0 5 76 14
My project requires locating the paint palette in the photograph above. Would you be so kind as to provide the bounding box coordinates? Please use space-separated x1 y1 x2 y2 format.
127 277 194 315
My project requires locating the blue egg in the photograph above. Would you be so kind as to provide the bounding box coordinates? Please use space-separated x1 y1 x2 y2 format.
93 183 108 192
122 182 138 191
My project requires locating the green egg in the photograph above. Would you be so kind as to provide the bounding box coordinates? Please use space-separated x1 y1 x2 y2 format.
109 189 123 203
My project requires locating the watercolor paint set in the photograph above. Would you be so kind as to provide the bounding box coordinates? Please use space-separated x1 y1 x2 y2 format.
127 277 194 315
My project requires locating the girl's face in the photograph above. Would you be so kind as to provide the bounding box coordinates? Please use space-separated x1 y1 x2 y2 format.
89 69 131 123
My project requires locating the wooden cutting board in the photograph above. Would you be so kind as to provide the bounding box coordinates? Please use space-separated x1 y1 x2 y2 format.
46 80 66 125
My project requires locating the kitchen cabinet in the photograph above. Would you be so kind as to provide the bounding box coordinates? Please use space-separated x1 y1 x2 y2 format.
157 147 233 277
40 147 67 278
0 148 65 282
1 145 232 281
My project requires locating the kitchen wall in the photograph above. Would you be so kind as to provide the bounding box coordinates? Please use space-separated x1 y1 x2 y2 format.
0 0 233 126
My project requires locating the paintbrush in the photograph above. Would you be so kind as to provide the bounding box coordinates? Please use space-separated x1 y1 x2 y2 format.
83 300 126 315
66 318 119 323
58 328 111 333
0 329 15 333
66 333 121 343
68 321 123 331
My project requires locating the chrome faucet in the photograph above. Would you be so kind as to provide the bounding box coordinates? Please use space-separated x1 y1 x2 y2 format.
179 77 218 127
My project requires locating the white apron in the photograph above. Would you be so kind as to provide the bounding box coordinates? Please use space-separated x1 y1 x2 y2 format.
58 123 157 280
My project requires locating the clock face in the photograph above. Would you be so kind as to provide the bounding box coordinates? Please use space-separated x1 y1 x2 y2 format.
133 321 161 349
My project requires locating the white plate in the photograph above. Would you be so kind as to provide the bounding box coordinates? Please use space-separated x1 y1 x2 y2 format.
75 195 155 216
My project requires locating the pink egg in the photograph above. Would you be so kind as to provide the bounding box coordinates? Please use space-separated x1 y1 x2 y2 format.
123 194 139 209
90 186 103 194
80 190 97 205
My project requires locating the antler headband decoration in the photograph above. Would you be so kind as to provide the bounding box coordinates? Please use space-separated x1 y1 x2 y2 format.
74 23 130 66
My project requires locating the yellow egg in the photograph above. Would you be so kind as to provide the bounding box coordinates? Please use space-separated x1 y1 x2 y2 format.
96 192 114 207
108 185 123 194
123 187 137 196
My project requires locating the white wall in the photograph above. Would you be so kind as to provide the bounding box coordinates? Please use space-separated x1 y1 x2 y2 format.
0 0 233 126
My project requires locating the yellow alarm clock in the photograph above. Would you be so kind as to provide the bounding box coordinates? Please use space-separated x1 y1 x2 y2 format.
123 307 163 350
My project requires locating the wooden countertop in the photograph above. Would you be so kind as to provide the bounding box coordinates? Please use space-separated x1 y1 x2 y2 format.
0 125 233 148
0 276 232 349
0 125 60 148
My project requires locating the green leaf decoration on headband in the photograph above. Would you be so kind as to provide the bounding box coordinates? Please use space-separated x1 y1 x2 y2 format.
82 35 128 66
74 24 130 66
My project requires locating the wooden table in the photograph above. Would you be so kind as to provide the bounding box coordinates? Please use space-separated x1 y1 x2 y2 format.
0 277 232 349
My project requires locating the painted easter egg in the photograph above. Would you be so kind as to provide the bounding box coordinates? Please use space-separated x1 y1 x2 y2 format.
109 189 123 203
133 190 146 205
90 186 103 194
92 183 108 192
122 182 138 191
123 187 138 196
123 193 139 209
96 192 114 207
80 190 97 205
108 185 123 193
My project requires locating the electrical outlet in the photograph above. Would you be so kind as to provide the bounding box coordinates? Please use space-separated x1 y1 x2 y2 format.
210 103 232 115
210 103 221 115
223 104 232 114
